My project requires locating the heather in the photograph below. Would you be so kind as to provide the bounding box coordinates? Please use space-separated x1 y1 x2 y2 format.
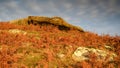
0 22 120 68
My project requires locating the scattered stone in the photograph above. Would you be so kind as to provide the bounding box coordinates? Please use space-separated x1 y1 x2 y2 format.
8 29 27 35
104 45 114 51
72 47 117 62
57 53 65 58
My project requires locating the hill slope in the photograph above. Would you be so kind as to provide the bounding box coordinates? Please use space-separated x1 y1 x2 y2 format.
0 16 120 68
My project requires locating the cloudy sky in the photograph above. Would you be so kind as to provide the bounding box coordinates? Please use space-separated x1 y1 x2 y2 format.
0 0 120 36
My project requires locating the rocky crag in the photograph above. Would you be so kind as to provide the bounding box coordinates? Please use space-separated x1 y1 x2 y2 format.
10 16 84 32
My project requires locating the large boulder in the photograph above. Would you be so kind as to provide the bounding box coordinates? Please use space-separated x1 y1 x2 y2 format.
10 16 84 32
72 47 117 62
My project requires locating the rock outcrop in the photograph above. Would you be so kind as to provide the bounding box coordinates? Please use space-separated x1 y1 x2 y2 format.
10 16 84 32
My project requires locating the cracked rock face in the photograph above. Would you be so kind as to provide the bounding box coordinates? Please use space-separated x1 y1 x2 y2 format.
72 47 117 62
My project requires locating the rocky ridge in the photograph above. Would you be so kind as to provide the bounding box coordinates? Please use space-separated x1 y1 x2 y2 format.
10 16 84 32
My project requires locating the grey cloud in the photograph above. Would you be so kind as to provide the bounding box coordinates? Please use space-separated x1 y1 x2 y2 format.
0 0 120 35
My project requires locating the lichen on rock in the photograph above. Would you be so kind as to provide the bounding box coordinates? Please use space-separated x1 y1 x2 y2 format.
72 47 117 62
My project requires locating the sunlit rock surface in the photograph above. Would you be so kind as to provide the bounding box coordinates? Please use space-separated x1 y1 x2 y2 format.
10 16 84 32
72 47 117 62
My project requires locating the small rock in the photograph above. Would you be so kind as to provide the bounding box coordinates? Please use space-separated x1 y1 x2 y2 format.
8 29 27 35
57 53 65 58
104 45 114 51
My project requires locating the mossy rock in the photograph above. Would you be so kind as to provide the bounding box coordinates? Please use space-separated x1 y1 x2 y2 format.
10 16 84 32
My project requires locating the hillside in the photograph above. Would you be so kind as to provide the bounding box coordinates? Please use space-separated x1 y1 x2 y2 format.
0 16 120 68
